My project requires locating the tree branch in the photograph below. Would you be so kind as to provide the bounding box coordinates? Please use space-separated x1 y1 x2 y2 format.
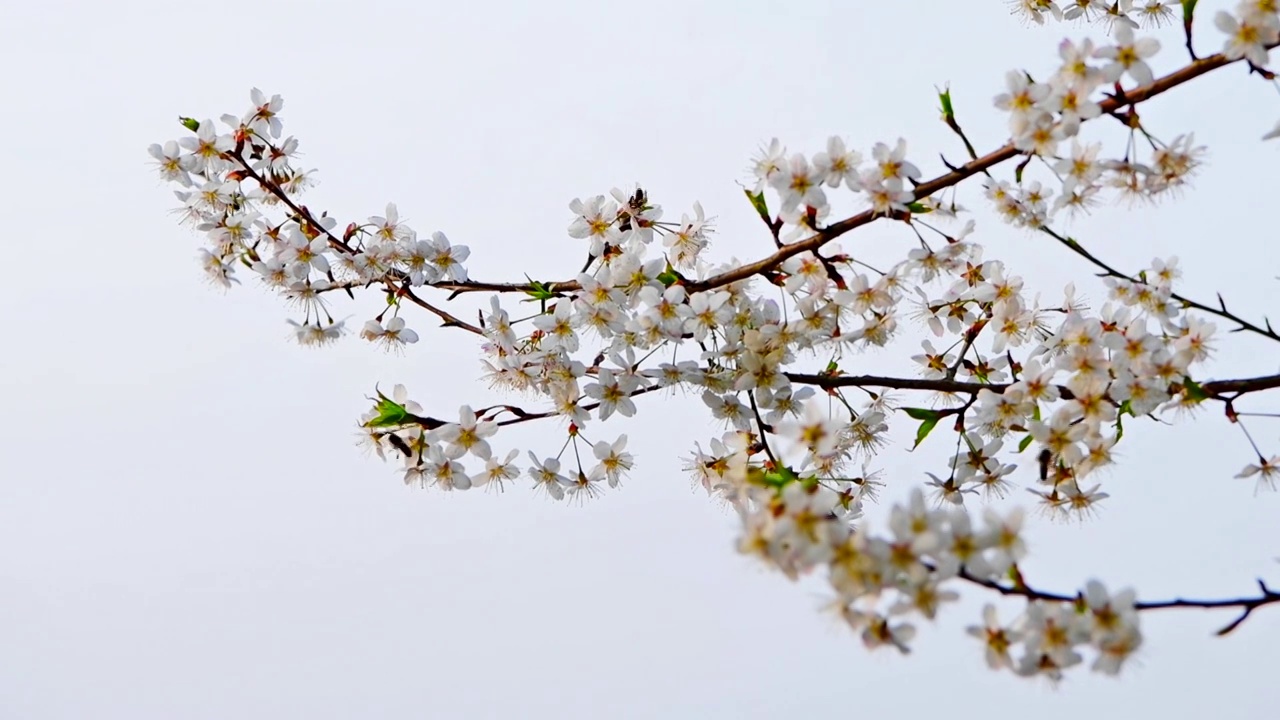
1039 226 1280 345
958 570 1280 636
784 371 1280 401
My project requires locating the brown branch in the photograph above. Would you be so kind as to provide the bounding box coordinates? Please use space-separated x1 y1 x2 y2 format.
398 284 484 335
784 371 1280 401
958 570 1280 637
1196 374 1280 397
433 278 574 297
230 151 359 257
786 372 994 395
488 384 666 427
386 368 1280 444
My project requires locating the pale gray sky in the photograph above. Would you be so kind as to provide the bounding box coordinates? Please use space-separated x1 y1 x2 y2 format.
1 1 1277 717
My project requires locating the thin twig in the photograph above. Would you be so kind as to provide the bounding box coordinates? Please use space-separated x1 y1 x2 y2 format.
959 570 1280 637
1039 226 1280 344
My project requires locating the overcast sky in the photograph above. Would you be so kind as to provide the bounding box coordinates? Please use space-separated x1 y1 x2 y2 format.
1 1 1278 717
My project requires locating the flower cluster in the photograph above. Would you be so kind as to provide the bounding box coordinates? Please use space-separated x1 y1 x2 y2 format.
988 31 1213 227
1010 0 1180 30
151 2 1280 681
999 1 1279 212
735 480 1141 678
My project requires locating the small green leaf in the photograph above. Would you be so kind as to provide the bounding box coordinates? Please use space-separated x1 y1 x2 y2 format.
1017 434 1034 453
748 464 799 488
1183 377 1210 402
1007 564 1027 591
521 275 558 301
906 201 933 214
362 389 409 428
179 116 200 132
825 359 839 374
657 265 680 287
1114 411 1125 442
744 189 770 224
912 416 941 450
902 407 942 421
1182 0 1198 23
937 85 955 120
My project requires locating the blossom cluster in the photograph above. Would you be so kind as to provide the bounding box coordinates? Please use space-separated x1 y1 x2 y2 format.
998 1 1279 219
735 479 1141 677
151 2 1280 680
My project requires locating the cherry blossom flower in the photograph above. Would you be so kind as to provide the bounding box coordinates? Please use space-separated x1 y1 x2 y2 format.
1135 1 1176 28
1215 9 1278 67
591 435 634 488
527 453 571 501
994 71 1051 133
1236 456 1280 493
435 405 498 460
420 446 471 491
178 119 233 174
812 136 863 189
585 369 638 420
245 87 285 138
967 604 1024 670
870 138 921 186
361 317 419 350
148 140 194 185
770 153 827 212
1093 24 1160 85
1009 0 1064 25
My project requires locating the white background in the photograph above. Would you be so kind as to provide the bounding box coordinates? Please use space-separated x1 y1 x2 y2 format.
1 1 1277 717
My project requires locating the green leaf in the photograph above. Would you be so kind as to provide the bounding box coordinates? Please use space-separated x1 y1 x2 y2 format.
362 389 409 428
937 85 955 120
657 265 680 287
902 407 942 421
1114 411 1125 442
744 189 770 224
825 359 839 374
748 464 799 488
1017 434 1034 453
1182 0 1198 23
912 416 941 450
521 275 558 301
179 116 200 132
906 201 933 214
1183 377 1210 402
